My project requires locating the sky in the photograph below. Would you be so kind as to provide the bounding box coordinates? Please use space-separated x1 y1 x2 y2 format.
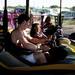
0 0 75 10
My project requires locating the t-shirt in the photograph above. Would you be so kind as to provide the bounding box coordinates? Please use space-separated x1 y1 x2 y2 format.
44 25 56 36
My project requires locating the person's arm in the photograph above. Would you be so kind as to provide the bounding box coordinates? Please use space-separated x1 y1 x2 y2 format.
19 33 38 52
23 29 47 44
23 29 41 44
26 37 41 44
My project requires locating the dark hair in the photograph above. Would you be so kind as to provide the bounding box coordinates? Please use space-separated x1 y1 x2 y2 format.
30 23 39 37
45 16 51 23
17 14 30 24
44 26 56 36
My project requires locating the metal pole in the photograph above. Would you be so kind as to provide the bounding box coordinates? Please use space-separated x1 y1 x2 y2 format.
3 0 8 50
3 0 8 33
59 0 62 27
26 0 29 16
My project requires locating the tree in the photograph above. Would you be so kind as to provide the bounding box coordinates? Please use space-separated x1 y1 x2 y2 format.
50 5 59 8
71 6 75 11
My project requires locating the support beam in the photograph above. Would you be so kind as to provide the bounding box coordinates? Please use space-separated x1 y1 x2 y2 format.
26 0 29 16
3 0 8 50
58 0 62 27
3 0 8 33
59 0 62 27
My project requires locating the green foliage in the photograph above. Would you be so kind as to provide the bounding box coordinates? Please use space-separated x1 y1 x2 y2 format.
50 5 59 8
63 19 75 25
71 6 75 11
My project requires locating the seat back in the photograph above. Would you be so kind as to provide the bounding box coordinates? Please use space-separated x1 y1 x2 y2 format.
0 51 29 67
